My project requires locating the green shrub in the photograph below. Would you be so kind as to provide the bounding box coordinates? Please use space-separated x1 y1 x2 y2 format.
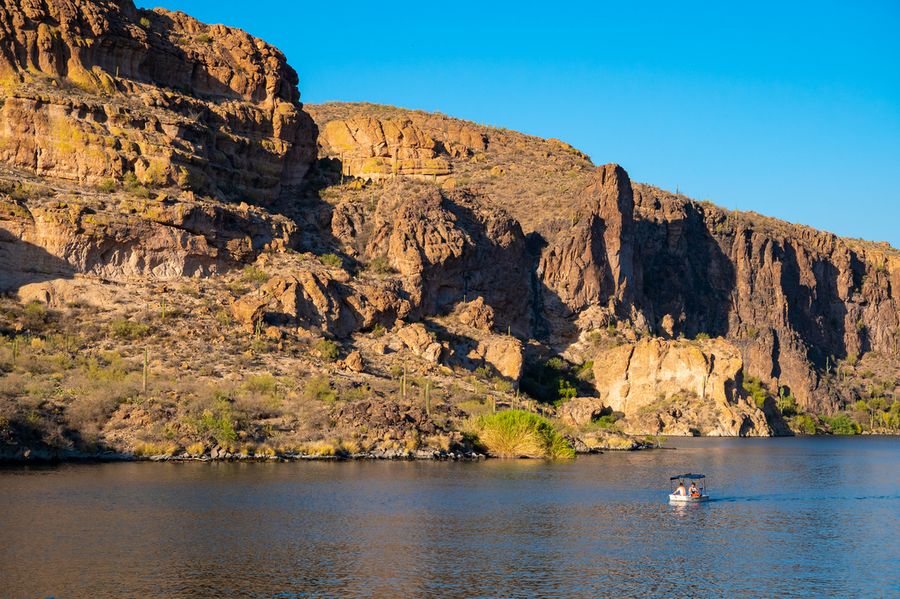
474 366 492 380
742 376 769 410
594 414 619 429
187 395 237 444
556 379 577 405
777 389 798 417
521 357 581 406
139 16 151 28
695 332 711 341
575 360 594 382
98 178 117 193
110 319 151 340
23 301 49 331
491 376 514 393
367 256 394 274
243 373 278 396
195 33 212 44
475 409 574 459
314 339 339 362
303 375 336 404
791 414 817 435
241 265 269 287
826 413 861 435
319 253 343 269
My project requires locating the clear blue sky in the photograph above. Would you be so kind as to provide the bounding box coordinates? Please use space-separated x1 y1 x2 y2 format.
148 1 900 247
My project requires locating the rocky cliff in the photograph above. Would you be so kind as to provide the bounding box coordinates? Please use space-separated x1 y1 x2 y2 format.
0 0 316 203
0 1 898 462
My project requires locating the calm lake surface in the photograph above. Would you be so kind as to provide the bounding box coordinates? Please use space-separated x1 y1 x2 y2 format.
1 437 898 598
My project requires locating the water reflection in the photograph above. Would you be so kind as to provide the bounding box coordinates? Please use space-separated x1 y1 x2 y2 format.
1 437 898 597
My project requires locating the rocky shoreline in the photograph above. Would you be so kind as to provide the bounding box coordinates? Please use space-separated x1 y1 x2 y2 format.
1 443 660 464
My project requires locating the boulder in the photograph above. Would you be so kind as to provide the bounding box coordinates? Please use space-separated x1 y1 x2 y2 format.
557 397 606 427
456 297 495 331
344 350 365 373
397 323 443 364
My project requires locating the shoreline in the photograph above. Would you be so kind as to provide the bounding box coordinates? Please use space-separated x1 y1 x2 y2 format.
5 434 897 465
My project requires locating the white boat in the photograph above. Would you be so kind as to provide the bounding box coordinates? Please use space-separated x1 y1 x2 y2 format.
668 493 710 503
668 473 710 503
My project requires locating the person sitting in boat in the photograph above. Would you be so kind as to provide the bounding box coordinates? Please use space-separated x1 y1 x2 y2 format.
689 482 701 498
674 481 687 496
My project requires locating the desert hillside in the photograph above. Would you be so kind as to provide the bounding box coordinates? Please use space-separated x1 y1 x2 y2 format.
1 0 898 461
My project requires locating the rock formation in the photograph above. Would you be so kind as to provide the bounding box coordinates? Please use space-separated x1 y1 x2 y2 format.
0 0 316 203
593 338 771 436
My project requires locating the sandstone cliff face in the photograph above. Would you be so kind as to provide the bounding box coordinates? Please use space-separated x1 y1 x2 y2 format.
593 338 771 436
538 164 637 316
0 186 295 286
332 185 534 337
230 265 410 338
631 185 900 412
317 117 451 180
308 104 487 182
0 0 316 203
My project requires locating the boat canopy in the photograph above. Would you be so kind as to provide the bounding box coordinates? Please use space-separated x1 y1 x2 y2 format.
669 473 706 480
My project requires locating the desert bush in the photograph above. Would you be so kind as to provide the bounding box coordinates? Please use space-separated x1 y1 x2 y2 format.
303 375 336 404
183 393 238 444
521 357 581 406
241 265 269 288
791 414 818 435
186 441 206 456
234 374 283 418
319 253 343 269
243 373 278 396
825 413 861 435
65 389 126 435
366 256 394 274
475 409 574 459
314 339 339 362
742 376 769 410
491 376 514 393
776 389 799 417
22 301 49 331
594 413 620 430
110 319 151 340
97 178 117 193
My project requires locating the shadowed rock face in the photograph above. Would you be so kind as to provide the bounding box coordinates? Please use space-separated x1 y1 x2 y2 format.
0 0 316 203
631 185 899 413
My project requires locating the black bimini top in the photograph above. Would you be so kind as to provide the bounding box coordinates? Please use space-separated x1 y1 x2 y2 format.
670 473 706 480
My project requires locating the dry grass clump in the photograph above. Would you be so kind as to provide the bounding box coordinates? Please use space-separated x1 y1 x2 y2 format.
475 409 574 459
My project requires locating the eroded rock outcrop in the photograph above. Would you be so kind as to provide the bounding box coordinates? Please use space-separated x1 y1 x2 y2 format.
593 338 771 436
309 104 488 181
632 185 900 412
231 267 410 337
538 164 638 316
0 0 316 202
0 191 294 286
317 117 450 180
363 187 534 337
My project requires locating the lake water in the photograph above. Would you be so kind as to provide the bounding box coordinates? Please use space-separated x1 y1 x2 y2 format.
1 437 898 598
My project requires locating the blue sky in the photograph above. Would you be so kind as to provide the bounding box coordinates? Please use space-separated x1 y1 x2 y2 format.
148 1 900 247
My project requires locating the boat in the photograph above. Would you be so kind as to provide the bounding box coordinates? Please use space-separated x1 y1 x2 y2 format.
668 473 710 503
